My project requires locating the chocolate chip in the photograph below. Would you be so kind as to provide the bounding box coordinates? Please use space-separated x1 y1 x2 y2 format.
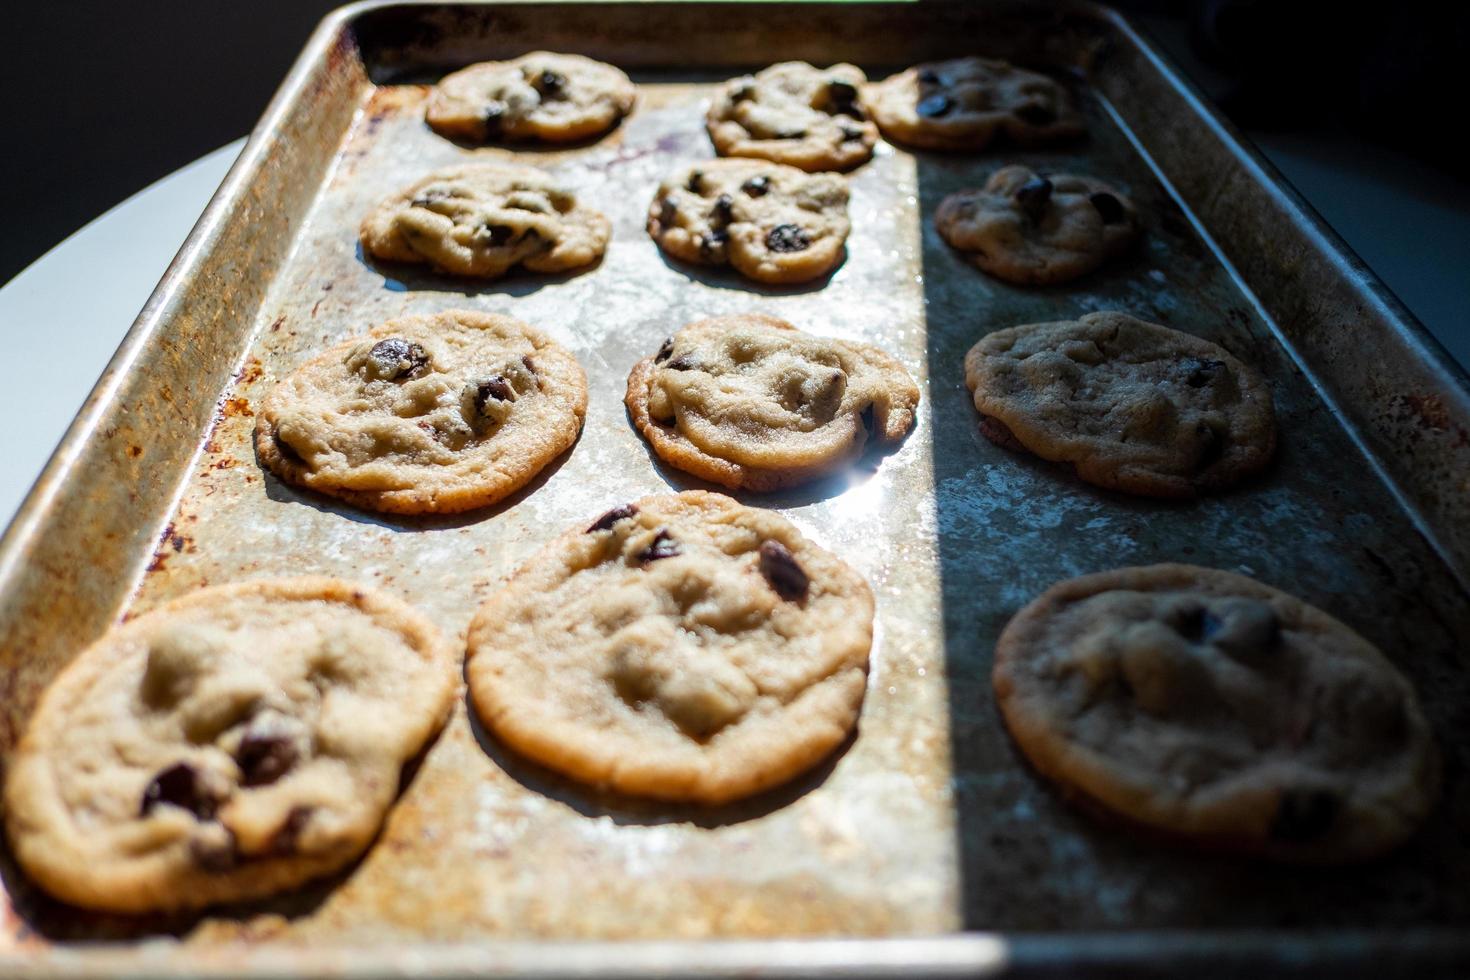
711 193 734 224
269 806 313 856
638 529 681 563
654 337 675 363
1212 601 1282 663
658 197 677 227
369 338 430 381
699 230 728 257
1015 176 1053 220
666 353 698 371
1173 603 1222 644
1090 191 1126 224
917 67 944 86
827 79 860 109
766 224 811 253
482 104 505 138
473 376 514 414
730 81 756 102
840 126 865 142
534 68 565 97
916 94 953 118
1194 421 1227 470
1270 788 1339 842
758 540 809 601
741 175 771 197
140 763 218 819
1182 357 1226 388
477 224 516 247
687 170 704 193
587 503 638 533
1015 102 1055 125
521 355 536 373
236 733 298 787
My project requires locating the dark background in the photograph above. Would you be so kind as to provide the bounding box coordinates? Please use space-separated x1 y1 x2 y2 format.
3 0 1468 339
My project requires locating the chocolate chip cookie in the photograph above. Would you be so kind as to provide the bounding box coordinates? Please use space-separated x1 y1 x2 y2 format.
964 312 1275 498
869 56 1084 151
625 314 919 491
426 51 636 144
465 491 873 805
706 61 878 172
647 160 850 285
3 577 455 913
257 310 587 515
936 166 1141 285
359 163 610 280
993 564 1439 863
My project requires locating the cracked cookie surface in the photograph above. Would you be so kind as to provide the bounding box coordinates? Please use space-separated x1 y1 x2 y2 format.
647 160 850 285
964 311 1275 498
625 313 919 491
465 491 873 805
936 165 1140 285
706 61 878 172
426 51 635 144
3 577 454 913
257 310 587 515
993 564 1439 863
869 56 1084 151
359 163 610 280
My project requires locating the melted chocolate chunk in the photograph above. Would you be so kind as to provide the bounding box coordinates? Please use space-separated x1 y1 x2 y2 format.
654 337 675 364
1089 191 1126 224
473 376 515 414
1194 421 1227 470
758 540 809 601
140 764 218 820
521 354 537 374
269 806 313 856
638 529 681 563
840 125 865 142
666 353 698 371
917 67 944 86
766 224 811 253
482 104 505 139
699 230 729 257
236 732 298 787
1182 357 1227 388
1014 102 1055 125
587 503 639 533
1173 603 1223 644
369 338 430 381
741 175 771 197
711 193 734 224
1270 788 1339 842
916 93 953 118
827 78 860 111
658 196 677 228
534 68 565 98
1015 176 1053 221
477 224 516 247
730 81 756 102
687 170 704 194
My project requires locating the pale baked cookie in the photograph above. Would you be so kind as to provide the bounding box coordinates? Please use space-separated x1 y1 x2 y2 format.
869 56 1084 151
3 577 455 913
466 491 873 805
359 163 610 280
257 310 587 515
625 314 919 491
993 564 1439 863
964 311 1275 498
647 159 850 285
936 165 1140 285
706 61 878 172
426 51 636 144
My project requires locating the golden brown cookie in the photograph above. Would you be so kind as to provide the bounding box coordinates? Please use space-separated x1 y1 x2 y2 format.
706 61 878 172
465 491 874 805
964 312 1275 497
625 314 919 491
993 564 1439 863
646 159 850 285
426 51 636 144
936 165 1141 285
359 163 609 280
257 310 587 515
3 577 455 913
868 56 1084 151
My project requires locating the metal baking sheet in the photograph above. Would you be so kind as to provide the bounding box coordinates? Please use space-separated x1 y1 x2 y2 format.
3 1 1470 975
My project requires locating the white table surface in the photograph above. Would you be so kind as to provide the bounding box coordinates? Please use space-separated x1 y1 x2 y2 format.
1 132 1466 535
